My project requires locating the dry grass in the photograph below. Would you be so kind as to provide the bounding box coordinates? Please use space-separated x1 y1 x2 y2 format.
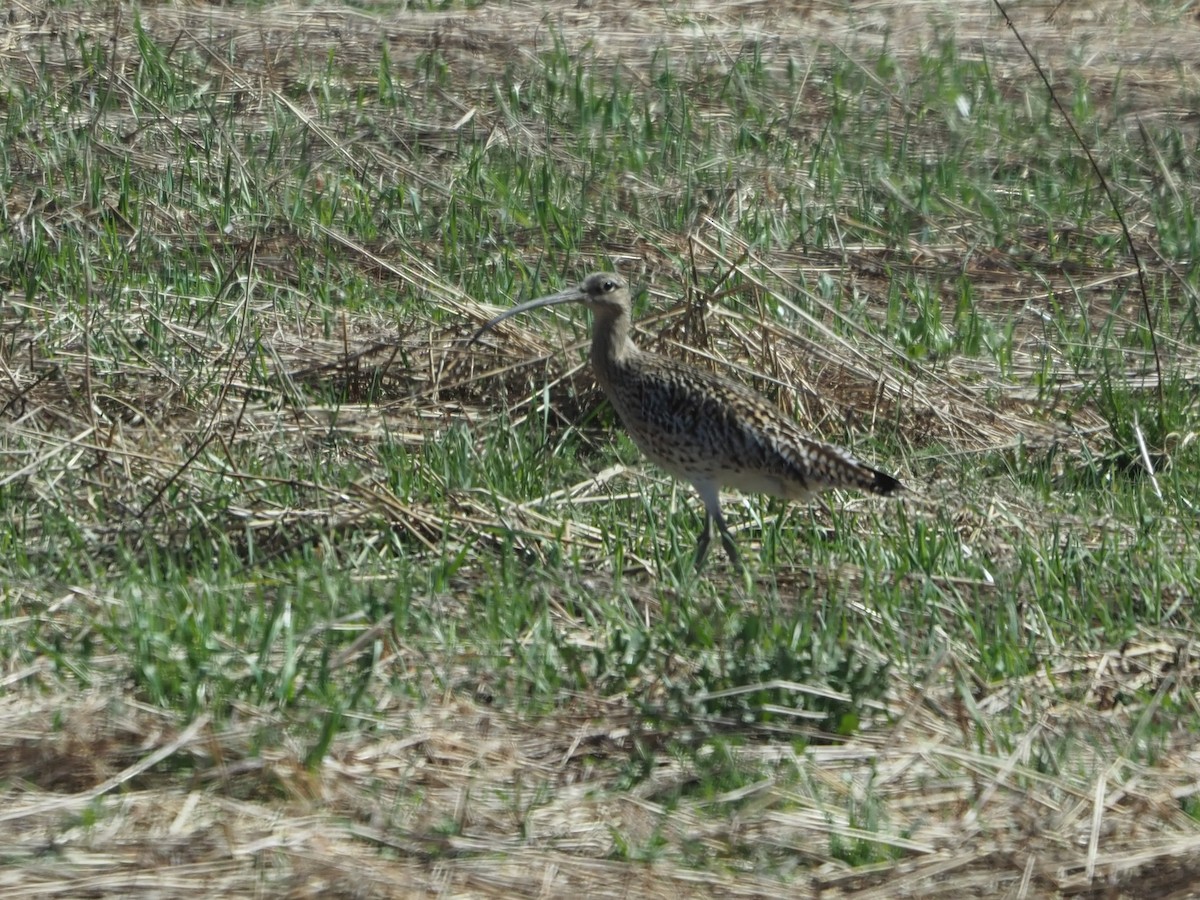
5 640 1200 897
3 0 1200 896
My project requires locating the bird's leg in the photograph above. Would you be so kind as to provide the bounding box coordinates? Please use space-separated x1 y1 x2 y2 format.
692 480 741 573
714 511 741 571
694 513 713 570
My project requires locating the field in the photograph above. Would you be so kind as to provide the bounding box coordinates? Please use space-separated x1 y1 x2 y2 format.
3 0 1200 896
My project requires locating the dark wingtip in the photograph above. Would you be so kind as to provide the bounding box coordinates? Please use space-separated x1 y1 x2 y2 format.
868 468 905 496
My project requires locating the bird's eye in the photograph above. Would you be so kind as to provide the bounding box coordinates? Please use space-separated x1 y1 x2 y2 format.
602 280 616 292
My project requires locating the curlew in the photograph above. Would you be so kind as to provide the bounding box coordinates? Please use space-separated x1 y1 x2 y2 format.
472 272 904 570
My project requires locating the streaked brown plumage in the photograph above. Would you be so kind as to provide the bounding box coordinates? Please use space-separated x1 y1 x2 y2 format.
472 272 903 569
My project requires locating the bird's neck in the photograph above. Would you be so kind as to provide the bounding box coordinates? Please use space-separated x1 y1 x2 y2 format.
589 311 637 391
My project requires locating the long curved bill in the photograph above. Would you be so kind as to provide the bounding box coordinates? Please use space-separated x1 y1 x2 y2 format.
469 286 585 345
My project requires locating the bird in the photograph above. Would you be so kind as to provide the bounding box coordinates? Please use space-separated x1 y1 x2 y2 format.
471 272 904 570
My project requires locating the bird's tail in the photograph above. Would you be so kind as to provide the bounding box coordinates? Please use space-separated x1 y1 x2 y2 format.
814 443 905 496
861 465 904 496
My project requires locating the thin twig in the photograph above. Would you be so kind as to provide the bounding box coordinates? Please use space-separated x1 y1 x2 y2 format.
991 0 1166 441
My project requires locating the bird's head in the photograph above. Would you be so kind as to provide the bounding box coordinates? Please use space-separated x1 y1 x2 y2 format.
470 271 631 343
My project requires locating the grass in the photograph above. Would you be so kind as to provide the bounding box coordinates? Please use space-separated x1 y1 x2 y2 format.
3 1 1200 896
